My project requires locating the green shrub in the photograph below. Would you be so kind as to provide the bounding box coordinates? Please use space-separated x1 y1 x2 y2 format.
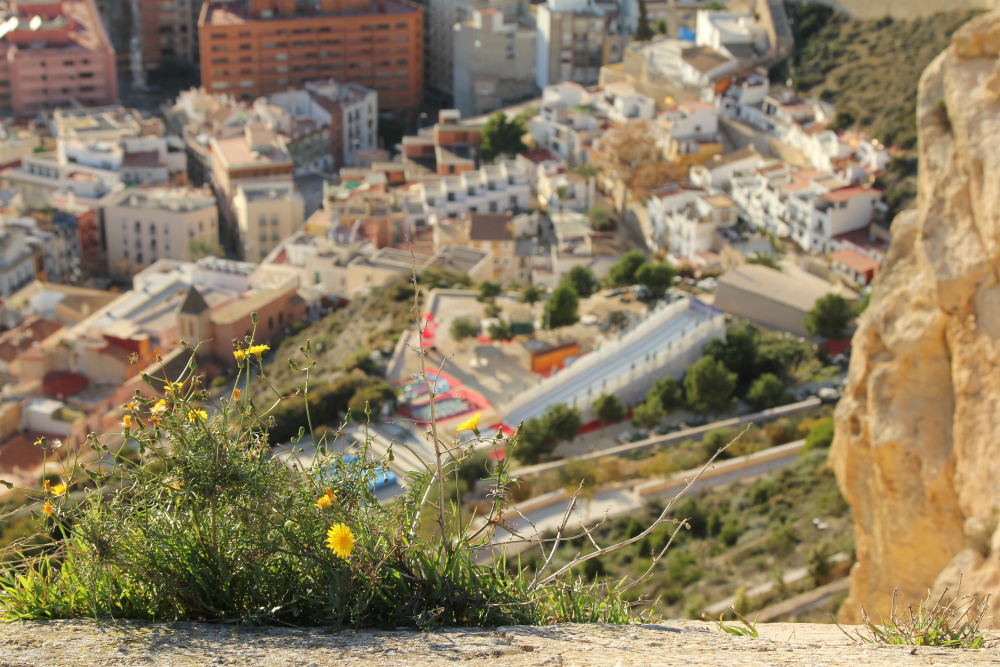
450 317 479 340
803 418 835 454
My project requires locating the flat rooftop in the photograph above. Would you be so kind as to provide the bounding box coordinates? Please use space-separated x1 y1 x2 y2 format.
202 0 418 25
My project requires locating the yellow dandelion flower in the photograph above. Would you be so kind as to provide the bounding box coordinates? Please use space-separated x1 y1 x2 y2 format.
456 412 482 433
326 523 354 560
51 483 66 496
42 502 53 516
150 399 168 424
122 414 132 429
126 400 138 412
163 381 179 396
248 344 270 357
43 479 51 492
187 409 208 422
315 494 333 510
233 388 241 401
233 349 247 362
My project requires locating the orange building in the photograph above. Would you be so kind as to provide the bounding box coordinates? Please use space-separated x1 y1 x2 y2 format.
198 0 423 117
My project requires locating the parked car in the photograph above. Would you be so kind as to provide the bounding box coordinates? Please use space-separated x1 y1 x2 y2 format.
818 387 841 403
603 287 624 298
696 277 718 292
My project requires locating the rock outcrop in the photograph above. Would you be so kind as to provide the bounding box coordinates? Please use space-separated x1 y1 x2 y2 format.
832 10 1000 622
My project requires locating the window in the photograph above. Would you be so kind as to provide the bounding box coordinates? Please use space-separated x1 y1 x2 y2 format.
149 223 156 234
275 53 288 61
211 82 230 89
199 221 204 232
271 214 279 226
258 214 266 225
135 221 140 233
271 229 279 241
259 231 267 242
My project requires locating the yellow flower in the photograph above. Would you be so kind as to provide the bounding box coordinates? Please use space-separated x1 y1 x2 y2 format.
326 523 354 560
233 388 241 401
248 344 270 357
43 479 51 492
150 399 168 424
233 349 247 362
42 502 53 516
456 412 482 433
50 483 67 496
122 414 132 429
163 381 179 396
33 437 45 447
126 401 138 412
315 494 333 510
187 409 208 422
169 481 183 491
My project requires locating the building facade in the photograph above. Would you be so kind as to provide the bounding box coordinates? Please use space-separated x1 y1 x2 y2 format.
198 0 423 116
102 186 219 274
232 181 305 262
0 0 118 117
129 0 196 86
535 0 624 90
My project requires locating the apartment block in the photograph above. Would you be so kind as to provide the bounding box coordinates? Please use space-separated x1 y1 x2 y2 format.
232 181 305 262
401 109 483 177
128 0 196 87
102 186 219 274
413 159 531 221
0 0 118 117
198 0 423 116
535 0 624 90
453 7 538 118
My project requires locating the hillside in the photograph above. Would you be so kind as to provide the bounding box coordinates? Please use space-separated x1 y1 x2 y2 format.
777 3 981 216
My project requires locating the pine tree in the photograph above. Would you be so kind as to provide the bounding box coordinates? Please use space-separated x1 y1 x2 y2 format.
635 0 654 41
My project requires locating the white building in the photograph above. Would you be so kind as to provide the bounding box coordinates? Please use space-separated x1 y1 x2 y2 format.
689 146 767 191
731 163 884 253
536 0 624 90
102 187 219 273
414 160 531 220
657 193 737 259
695 10 769 60
529 83 602 164
0 221 39 297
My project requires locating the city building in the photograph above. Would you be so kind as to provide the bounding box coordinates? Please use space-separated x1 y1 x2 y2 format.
401 109 484 176
731 163 885 254
528 83 605 165
689 145 766 191
197 0 423 117
655 192 737 259
232 181 305 262
102 186 219 274
0 121 43 167
0 220 42 297
128 0 196 87
253 80 379 172
0 0 118 117
453 7 538 118
535 0 625 90
413 159 531 220
432 211 533 285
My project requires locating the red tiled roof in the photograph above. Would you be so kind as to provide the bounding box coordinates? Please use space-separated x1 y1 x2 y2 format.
831 248 879 274
519 148 559 164
43 372 88 400
823 187 881 204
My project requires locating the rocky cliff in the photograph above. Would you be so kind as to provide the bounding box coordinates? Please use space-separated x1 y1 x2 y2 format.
832 10 1000 622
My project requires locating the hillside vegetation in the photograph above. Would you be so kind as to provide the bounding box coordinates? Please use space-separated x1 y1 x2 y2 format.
777 3 981 216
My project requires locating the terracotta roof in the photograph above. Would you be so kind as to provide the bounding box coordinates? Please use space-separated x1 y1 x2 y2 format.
822 187 881 204
0 317 63 362
43 371 88 400
831 248 879 274
519 148 559 165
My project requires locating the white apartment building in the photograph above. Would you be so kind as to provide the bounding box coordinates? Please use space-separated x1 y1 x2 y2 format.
658 193 737 259
414 160 531 220
689 146 767 191
695 10 769 60
645 182 705 249
732 163 884 253
233 181 305 262
3 216 82 284
0 221 39 297
592 83 656 123
536 161 597 213
529 83 601 164
453 8 538 118
103 187 219 274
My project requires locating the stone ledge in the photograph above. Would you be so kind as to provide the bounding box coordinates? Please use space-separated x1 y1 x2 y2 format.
1 620 997 666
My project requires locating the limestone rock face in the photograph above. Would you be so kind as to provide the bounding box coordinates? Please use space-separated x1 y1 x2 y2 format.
832 10 1000 622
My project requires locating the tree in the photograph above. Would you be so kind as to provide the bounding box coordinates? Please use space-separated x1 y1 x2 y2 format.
545 284 579 328
187 238 223 259
704 326 760 388
632 396 664 429
635 0 654 41
564 265 599 298
514 417 554 464
480 111 527 162
487 320 512 341
555 184 570 213
520 284 543 305
804 294 855 339
607 250 648 286
544 403 582 441
450 317 478 340
803 418 835 454
683 356 737 414
593 121 661 225
745 373 790 411
747 253 781 270
635 262 675 298
484 300 503 319
477 281 502 302
592 393 626 425
655 18 668 35
648 376 683 411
